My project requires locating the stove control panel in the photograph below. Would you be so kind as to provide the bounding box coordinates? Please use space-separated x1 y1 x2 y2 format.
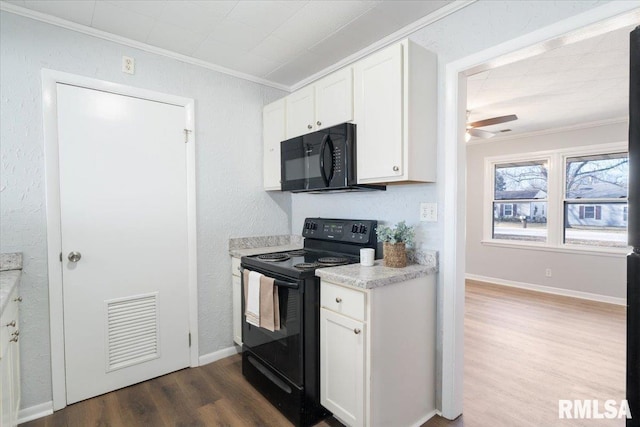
302 218 377 244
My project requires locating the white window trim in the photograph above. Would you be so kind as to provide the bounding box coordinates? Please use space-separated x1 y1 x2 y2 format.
483 141 630 254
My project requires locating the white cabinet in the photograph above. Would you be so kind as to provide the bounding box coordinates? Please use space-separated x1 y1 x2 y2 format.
354 39 437 184
231 257 242 346
263 99 286 191
320 275 436 427
1 285 21 427
285 67 353 139
321 282 366 427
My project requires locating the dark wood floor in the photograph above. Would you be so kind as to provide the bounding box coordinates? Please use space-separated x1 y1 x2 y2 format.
22 280 624 427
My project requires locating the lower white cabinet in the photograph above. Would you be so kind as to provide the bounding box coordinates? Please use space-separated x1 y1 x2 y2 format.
320 308 365 427
231 257 242 346
1 285 21 427
320 275 436 427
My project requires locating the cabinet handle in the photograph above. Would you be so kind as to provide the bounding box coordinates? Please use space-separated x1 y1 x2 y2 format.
11 330 19 337
14 296 23 302
10 336 18 343
307 124 313 130
393 166 399 172
316 121 322 126
5 320 16 328
354 328 361 335
335 297 342 303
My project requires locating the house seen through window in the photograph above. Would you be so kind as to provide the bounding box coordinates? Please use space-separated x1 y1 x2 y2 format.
564 153 628 248
492 161 548 243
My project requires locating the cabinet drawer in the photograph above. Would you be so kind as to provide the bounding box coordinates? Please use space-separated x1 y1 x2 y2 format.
321 281 365 321
231 257 241 277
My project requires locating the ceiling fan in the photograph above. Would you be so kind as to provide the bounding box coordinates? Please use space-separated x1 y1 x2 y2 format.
466 113 518 140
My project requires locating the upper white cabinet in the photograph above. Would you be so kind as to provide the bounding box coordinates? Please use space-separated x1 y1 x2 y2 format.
355 39 437 184
263 99 286 191
285 67 353 139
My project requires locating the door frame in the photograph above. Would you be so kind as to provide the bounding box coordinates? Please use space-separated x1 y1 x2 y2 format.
41 70 199 411
440 1 639 419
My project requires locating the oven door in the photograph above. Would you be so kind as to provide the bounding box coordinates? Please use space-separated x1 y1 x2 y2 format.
241 267 304 386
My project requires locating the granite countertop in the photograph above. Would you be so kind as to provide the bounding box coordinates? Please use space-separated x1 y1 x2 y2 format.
228 235 303 258
0 253 23 315
316 248 438 290
316 261 436 290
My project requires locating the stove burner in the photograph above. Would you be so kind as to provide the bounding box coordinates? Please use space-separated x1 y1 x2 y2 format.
317 257 349 266
293 262 320 270
257 253 290 262
287 250 307 256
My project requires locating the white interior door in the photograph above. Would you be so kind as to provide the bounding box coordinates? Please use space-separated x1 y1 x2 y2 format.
56 83 191 404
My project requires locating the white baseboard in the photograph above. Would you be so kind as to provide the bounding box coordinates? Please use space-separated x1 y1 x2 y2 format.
466 274 626 306
18 401 54 424
198 345 239 366
412 409 439 427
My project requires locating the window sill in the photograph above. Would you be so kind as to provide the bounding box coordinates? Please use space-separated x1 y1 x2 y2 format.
480 239 630 258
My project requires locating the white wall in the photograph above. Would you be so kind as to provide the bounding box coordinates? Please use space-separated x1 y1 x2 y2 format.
466 122 628 299
290 0 613 409
0 11 290 409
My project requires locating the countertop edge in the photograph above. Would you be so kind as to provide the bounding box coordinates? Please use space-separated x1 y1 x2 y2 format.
229 243 304 258
316 262 437 290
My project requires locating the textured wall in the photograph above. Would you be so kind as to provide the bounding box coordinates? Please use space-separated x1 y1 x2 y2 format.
291 0 611 410
466 122 628 298
0 11 290 408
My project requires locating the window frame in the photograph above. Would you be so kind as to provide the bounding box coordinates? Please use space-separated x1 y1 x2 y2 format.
483 142 629 255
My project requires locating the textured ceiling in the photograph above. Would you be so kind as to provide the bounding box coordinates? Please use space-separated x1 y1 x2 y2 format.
3 0 453 87
466 23 635 140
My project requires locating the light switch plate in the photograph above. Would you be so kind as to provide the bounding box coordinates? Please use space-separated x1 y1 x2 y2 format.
420 203 437 222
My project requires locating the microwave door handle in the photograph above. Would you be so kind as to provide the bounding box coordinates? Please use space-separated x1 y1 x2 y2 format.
319 135 334 186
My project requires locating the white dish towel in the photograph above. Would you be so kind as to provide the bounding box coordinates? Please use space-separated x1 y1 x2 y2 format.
246 271 261 327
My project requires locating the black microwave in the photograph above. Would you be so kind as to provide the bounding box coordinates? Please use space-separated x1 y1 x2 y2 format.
280 123 385 193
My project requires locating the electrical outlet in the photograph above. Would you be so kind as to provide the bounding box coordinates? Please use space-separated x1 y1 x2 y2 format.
545 268 552 278
420 203 437 222
122 56 135 74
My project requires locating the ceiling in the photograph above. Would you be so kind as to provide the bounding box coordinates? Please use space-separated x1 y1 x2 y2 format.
466 22 636 140
2 0 454 87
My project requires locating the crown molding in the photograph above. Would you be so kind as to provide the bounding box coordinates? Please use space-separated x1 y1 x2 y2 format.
288 0 476 91
466 116 628 146
0 1 291 91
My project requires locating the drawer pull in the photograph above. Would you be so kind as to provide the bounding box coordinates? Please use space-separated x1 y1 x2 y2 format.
10 336 18 343
354 328 361 335
11 330 19 337
335 297 342 303
14 296 23 302
5 321 16 328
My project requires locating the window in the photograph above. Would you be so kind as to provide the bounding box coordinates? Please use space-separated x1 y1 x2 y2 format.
485 144 628 252
564 153 628 248
492 161 548 243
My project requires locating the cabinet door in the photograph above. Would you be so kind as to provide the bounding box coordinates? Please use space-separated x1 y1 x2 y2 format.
315 67 353 130
286 85 315 138
354 43 404 183
232 274 242 346
263 99 286 191
320 308 365 427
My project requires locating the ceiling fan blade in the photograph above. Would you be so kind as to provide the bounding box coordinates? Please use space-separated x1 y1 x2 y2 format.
468 114 518 128
468 128 496 139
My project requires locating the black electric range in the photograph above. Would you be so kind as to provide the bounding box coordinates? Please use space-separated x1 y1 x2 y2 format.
240 218 379 426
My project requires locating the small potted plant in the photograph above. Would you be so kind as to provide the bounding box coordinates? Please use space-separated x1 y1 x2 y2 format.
376 221 415 268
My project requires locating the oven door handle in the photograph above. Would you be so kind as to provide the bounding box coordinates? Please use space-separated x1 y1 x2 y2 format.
240 268 300 289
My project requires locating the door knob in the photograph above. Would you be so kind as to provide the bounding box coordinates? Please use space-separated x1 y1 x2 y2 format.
316 121 322 126
393 166 399 172
307 124 313 130
354 328 361 335
68 251 82 262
